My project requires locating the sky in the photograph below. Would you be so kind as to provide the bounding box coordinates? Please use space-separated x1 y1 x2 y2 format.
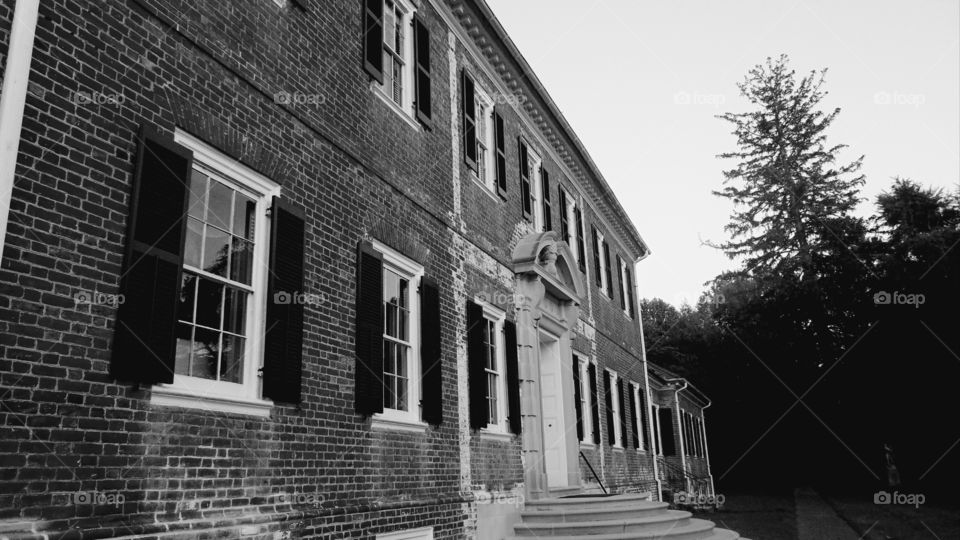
484 0 960 306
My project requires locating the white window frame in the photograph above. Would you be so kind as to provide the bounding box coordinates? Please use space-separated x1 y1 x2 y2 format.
529 149 544 231
631 381 645 451
150 130 280 417
372 0 418 124
620 257 632 317
472 86 496 193
562 187 578 261
476 298 509 436
577 355 595 445
596 229 609 297
371 239 425 430
607 369 623 448
376 526 434 540
653 404 663 456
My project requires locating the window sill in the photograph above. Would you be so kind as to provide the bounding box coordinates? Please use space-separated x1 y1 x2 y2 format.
371 414 429 434
470 174 500 202
370 83 422 132
149 385 272 417
580 441 599 449
612 445 625 451
479 428 514 442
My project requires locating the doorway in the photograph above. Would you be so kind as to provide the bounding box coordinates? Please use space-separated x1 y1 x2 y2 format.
539 331 568 488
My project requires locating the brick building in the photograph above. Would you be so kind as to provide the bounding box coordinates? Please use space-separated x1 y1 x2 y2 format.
0 0 728 538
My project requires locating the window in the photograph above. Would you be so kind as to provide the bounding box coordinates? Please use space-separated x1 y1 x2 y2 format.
619 256 634 317
631 382 645 450
377 242 424 423
561 188 578 259
163 131 279 408
578 357 594 444
473 89 496 191
480 303 507 433
607 370 623 447
377 0 415 114
530 150 544 231
595 229 609 296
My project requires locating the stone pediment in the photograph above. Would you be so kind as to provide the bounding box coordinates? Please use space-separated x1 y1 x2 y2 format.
511 231 583 304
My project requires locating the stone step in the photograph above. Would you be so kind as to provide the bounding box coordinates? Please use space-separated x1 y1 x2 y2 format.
513 510 693 536
520 501 671 523
525 493 653 513
507 518 733 540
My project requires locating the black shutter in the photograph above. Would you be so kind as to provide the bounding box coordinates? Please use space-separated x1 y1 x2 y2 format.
603 241 613 296
494 110 507 198
629 387 640 449
588 362 600 444
413 16 432 128
263 198 306 403
362 0 384 83
505 320 521 434
616 254 625 311
617 378 627 448
638 389 648 450
651 407 661 454
572 356 583 441
467 300 488 430
591 226 602 287
604 372 614 446
518 138 532 220
575 206 586 273
112 126 192 385
461 70 477 171
659 407 676 456
559 189 569 243
541 166 552 231
420 276 442 425
355 242 384 416
625 265 635 318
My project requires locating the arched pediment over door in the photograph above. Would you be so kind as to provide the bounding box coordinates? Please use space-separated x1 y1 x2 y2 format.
511 231 584 308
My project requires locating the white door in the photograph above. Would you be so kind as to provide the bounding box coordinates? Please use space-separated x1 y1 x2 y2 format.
539 334 567 488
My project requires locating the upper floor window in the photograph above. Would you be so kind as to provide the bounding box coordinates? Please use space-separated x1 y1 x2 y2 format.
474 88 496 191
379 0 413 111
529 149 544 231
618 255 635 317
593 228 611 297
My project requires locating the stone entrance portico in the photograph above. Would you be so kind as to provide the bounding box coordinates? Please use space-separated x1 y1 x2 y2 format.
511 231 585 499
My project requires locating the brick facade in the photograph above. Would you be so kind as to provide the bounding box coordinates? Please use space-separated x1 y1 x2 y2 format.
0 0 713 538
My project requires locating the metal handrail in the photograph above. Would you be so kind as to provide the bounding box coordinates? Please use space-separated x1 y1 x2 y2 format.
579 451 607 494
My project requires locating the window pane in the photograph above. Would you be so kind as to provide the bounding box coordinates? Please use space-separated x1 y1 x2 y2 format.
187 170 208 219
223 287 247 336
203 224 231 277
178 273 196 323
195 277 224 329
384 303 397 338
207 179 234 231
191 327 219 380
383 341 396 376
395 344 406 378
230 237 253 285
220 335 244 383
184 217 203 268
233 194 255 239
175 323 193 375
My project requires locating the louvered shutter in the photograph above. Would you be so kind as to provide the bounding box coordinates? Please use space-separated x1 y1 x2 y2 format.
420 276 442 425
629 387 640 449
575 206 586 273
659 407 676 456
617 254 625 310
112 126 192 384
617 378 627 447
625 265 636 318
355 242 384 415
467 300 488 429
588 362 600 444
362 0 384 83
591 226 602 287
541 166 552 231
263 198 306 403
604 372 614 446
413 16 432 128
505 320 521 434
572 356 583 441
559 189 569 243
638 389 648 450
518 138 531 220
494 109 507 198
461 71 477 171
603 241 613 296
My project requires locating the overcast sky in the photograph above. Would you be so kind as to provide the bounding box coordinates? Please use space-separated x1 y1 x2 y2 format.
485 0 960 306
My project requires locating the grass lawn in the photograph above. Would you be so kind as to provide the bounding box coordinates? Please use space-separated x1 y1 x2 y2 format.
694 491 798 540
822 493 960 540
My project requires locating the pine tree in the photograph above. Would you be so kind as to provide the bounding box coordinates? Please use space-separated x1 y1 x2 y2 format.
716 55 865 277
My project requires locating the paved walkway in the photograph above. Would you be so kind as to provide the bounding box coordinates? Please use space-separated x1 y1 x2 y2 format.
796 487 861 540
